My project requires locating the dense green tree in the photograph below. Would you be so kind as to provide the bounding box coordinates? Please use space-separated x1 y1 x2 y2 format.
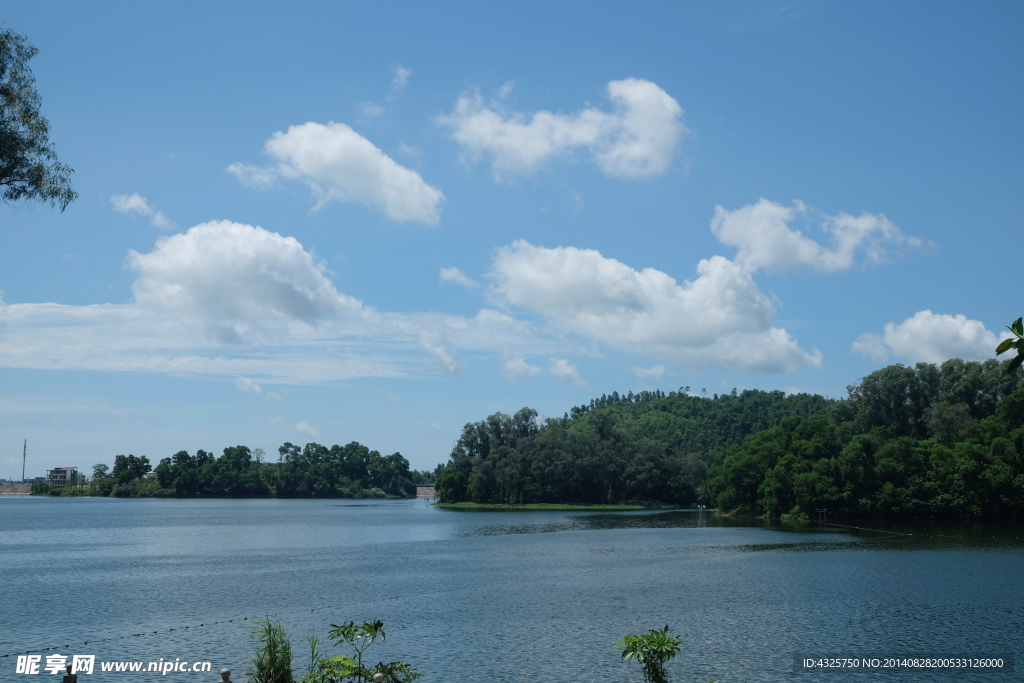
436 388 829 506
112 454 151 484
710 358 1024 519
1 29 76 211
99 441 416 500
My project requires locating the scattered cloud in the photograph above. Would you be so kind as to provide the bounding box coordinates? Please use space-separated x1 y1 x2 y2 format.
0 243 550 385
127 220 366 344
420 330 461 375
440 78 686 181
489 239 820 372
358 102 385 119
503 355 542 378
852 310 1011 365
296 421 319 437
10 192 922 384
265 390 286 402
632 365 665 379
388 66 413 100
228 122 444 224
110 193 151 215
851 333 889 363
235 376 262 395
496 81 515 99
439 267 479 289
710 198 924 274
226 163 277 189
373 385 403 403
548 357 588 389
110 193 176 229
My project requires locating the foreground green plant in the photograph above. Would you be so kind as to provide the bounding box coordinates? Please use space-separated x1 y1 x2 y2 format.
365 660 421 683
247 619 294 683
616 625 681 683
324 620 420 683
328 620 384 683
249 620 420 683
996 317 1024 374
298 633 358 683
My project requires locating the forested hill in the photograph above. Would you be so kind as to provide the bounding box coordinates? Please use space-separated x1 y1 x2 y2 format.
435 387 833 507
435 358 1024 519
712 358 1024 519
565 388 833 467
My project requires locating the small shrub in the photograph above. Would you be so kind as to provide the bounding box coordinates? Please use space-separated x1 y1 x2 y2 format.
247 619 293 683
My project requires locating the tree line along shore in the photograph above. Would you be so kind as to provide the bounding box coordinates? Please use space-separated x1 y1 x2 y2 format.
33 442 436 499
33 358 1024 520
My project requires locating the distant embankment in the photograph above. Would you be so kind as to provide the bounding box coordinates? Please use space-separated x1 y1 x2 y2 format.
416 486 435 498
0 485 31 495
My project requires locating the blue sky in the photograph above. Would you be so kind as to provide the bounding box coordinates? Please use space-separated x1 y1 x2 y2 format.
2 1 1022 478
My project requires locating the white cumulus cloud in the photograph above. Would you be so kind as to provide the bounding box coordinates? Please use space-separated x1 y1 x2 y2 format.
548 357 588 389
111 193 175 229
235 376 262 395
489 239 819 372
296 421 319 438
852 310 1011 365
229 122 444 224
358 102 385 119
0 220 557 384
440 78 686 181
632 365 665 379
226 164 276 189
503 355 542 378
420 330 460 375
439 267 479 289
389 66 413 98
127 220 365 344
710 198 922 274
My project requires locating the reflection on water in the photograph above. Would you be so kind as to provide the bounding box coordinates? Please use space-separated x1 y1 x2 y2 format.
459 508 1024 549
457 509 717 537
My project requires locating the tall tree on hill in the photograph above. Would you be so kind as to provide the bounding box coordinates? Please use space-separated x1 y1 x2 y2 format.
1 29 76 211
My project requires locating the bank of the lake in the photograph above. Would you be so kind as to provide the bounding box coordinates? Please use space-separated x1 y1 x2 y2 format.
434 501 673 511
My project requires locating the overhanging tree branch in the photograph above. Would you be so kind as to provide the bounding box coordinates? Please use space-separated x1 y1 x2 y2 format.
0 29 77 212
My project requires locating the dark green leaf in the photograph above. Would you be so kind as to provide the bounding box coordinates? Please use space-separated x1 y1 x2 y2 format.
1008 353 1024 374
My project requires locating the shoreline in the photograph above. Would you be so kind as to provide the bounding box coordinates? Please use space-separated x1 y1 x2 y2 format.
434 502 675 511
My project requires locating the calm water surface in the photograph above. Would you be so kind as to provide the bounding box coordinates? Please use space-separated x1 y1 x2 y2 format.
1 497 1022 682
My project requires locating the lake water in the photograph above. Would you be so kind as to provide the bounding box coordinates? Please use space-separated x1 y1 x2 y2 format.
1 497 1022 682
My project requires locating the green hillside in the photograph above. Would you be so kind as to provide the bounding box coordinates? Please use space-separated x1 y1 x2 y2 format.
435 358 1024 519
